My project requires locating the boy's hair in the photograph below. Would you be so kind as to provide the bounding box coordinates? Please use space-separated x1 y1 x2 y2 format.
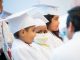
14 26 33 39
14 31 19 39
67 6 80 32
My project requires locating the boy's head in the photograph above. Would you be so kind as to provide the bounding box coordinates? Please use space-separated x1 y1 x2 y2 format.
66 6 80 39
7 12 37 44
14 26 36 44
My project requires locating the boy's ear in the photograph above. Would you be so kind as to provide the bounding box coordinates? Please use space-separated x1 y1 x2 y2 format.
19 29 25 37
18 29 26 39
21 29 25 34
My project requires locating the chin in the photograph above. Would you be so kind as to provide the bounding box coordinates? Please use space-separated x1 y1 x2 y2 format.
28 42 32 44
52 29 58 31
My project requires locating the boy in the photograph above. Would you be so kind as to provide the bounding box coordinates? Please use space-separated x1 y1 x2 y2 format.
7 12 48 60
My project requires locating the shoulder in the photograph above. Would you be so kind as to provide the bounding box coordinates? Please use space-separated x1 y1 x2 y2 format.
50 39 80 60
11 39 29 51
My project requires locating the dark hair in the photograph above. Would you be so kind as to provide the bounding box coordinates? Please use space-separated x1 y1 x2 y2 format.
44 14 54 28
14 26 31 39
14 31 20 39
67 6 80 32
44 14 54 21
44 14 62 40
66 15 71 28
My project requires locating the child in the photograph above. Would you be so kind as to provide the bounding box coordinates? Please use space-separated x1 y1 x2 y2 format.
7 12 48 60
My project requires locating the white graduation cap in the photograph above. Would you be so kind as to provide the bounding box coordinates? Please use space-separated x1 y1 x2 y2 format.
6 11 36 34
27 4 60 15
33 4 60 15
34 18 46 26
26 8 49 23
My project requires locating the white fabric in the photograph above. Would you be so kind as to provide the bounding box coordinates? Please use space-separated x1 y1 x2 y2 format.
7 12 36 34
27 11 49 23
34 31 63 48
59 14 68 39
0 22 3 49
0 11 11 49
50 31 80 60
34 18 46 26
11 39 48 60
2 21 14 48
31 31 63 60
31 42 52 60
33 4 60 15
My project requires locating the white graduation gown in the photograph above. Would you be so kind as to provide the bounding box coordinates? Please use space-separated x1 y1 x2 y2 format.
46 31 63 48
11 39 48 60
31 31 63 60
31 42 52 60
0 10 11 48
34 31 63 49
50 31 80 60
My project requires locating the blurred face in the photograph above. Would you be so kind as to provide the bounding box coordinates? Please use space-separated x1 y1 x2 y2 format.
49 15 59 31
67 22 74 40
19 26 36 44
35 26 48 33
34 26 48 44
0 0 3 13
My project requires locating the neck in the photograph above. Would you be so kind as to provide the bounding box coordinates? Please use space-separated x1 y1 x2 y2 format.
20 37 32 44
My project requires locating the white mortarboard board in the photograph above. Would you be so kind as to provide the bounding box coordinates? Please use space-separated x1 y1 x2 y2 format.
26 10 49 23
6 11 36 34
34 18 46 26
30 12 49 23
33 4 60 16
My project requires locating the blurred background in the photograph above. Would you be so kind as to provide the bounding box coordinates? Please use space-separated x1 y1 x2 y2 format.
3 0 78 14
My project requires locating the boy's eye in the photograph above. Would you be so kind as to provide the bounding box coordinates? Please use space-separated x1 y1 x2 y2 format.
32 29 37 32
36 30 42 33
33 29 35 32
32 29 35 32
36 30 48 33
44 30 48 33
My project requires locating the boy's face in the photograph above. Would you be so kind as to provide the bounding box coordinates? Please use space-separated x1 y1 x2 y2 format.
20 26 36 44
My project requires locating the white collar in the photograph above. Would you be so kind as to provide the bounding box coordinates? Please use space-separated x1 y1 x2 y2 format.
72 31 80 41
